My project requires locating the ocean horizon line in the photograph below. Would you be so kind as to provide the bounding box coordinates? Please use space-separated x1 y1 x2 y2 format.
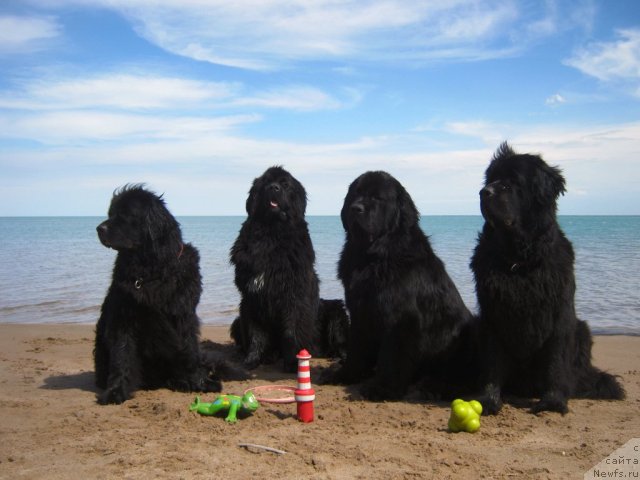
2 214 639 218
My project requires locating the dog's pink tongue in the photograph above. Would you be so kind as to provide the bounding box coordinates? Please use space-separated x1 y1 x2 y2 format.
270 200 278 208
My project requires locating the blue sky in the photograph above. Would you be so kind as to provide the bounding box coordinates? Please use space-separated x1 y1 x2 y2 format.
1 0 639 216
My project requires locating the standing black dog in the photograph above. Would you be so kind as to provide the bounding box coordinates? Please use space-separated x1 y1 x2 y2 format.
230 166 348 372
471 143 625 415
320 171 475 401
95 185 243 405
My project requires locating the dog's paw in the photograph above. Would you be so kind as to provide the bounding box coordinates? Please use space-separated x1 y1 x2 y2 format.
317 364 352 385
282 357 297 373
170 372 222 393
243 352 262 371
97 385 130 405
481 397 503 416
479 383 503 415
358 381 403 402
316 367 336 385
531 393 568 415
199 376 222 393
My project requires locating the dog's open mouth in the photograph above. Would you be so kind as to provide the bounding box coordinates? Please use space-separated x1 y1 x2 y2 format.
269 200 279 209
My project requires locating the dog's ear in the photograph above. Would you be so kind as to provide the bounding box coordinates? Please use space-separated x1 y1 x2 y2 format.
245 180 259 216
369 176 419 255
532 159 566 205
288 177 308 220
340 179 357 232
145 194 181 251
396 180 419 231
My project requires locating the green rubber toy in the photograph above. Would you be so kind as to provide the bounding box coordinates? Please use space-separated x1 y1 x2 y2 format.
189 392 260 423
448 399 482 433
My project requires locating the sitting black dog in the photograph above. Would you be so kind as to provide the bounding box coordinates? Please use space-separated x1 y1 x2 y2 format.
320 171 475 400
471 143 625 414
230 166 349 372
95 185 244 405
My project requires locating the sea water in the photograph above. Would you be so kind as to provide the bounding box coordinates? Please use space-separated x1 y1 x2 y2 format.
0 216 638 334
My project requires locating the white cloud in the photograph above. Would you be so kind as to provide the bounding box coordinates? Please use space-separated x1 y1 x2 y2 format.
0 71 354 113
545 93 566 106
234 85 350 111
442 119 640 194
38 74 237 109
129 1 520 68
440 117 640 163
0 15 61 54
444 121 512 146
25 0 587 69
0 73 239 110
0 111 260 144
430 3 517 45
565 28 640 96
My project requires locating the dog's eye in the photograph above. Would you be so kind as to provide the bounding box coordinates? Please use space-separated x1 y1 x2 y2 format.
500 184 511 192
113 212 133 224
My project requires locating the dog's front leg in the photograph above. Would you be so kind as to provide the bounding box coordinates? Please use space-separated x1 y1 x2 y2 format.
530 335 570 414
280 309 318 373
359 324 415 401
478 330 509 415
318 312 374 386
243 323 269 370
173 334 223 393
98 334 141 405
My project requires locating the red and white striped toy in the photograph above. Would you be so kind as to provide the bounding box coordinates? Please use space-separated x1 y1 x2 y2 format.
294 349 315 423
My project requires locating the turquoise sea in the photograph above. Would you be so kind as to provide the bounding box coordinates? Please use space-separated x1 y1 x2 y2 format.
0 216 638 334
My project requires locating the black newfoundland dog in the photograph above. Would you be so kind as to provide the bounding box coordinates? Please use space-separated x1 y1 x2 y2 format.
230 166 348 372
471 143 625 415
320 171 475 401
95 185 243 405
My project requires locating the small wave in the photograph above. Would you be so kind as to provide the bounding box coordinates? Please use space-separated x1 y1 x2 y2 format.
0 300 63 314
592 327 640 336
67 305 101 315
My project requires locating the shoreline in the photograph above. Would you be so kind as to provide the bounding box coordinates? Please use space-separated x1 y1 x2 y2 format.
1 323 639 479
1 321 639 337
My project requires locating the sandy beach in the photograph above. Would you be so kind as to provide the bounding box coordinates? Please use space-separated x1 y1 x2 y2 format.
0 323 638 479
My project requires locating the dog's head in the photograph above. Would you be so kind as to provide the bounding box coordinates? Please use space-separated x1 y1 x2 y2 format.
480 142 566 232
96 184 181 252
341 171 419 251
245 166 307 222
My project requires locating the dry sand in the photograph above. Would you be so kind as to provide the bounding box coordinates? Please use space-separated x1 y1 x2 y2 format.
0 323 638 479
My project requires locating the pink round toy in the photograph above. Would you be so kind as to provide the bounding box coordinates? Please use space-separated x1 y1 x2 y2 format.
245 385 296 404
